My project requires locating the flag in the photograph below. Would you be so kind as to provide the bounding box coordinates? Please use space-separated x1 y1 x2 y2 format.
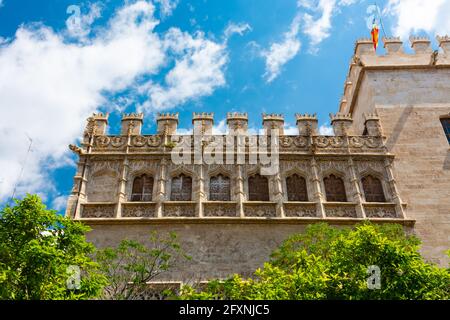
371 18 379 51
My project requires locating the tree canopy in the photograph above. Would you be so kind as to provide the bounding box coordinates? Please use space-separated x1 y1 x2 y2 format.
179 223 450 300
0 194 106 299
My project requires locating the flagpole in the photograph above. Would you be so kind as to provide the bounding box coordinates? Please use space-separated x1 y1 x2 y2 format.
10 134 33 204
374 1 387 38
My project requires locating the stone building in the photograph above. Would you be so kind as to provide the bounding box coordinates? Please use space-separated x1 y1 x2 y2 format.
66 35 450 289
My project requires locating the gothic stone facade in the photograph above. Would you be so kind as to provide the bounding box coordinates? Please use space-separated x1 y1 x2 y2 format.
66 35 450 284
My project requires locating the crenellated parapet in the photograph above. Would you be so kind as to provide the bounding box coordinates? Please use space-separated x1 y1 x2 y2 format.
193 112 214 134
340 34 450 115
383 37 403 54
121 112 143 135
409 36 432 54
85 112 109 137
354 38 375 56
437 35 450 54
295 113 318 135
363 113 383 136
330 113 353 136
227 112 248 134
157 112 179 135
262 113 284 135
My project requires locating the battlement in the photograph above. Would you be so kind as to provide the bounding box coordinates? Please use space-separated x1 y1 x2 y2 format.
363 113 380 122
91 112 109 121
192 112 214 122
81 112 373 138
340 34 450 115
122 112 144 120
227 112 248 121
330 113 352 122
295 113 317 121
157 112 179 122
262 113 284 121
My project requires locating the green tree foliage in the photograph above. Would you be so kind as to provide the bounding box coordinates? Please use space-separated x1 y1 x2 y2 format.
0 194 107 300
95 232 190 300
179 223 450 300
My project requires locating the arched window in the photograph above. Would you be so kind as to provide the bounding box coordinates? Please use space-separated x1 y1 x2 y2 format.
209 174 231 201
362 175 386 202
131 174 154 201
324 174 347 202
170 174 192 201
441 117 450 144
286 174 308 201
248 174 269 201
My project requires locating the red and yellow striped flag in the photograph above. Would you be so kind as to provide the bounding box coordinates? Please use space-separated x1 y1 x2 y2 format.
371 19 379 51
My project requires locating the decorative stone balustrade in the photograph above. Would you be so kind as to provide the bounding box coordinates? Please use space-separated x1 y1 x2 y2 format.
79 201 404 220
203 202 238 217
87 134 385 154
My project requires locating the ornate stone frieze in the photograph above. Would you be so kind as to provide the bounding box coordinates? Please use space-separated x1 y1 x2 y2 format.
81 204 115 218
203 203 237 217
324 204 357 218
122 203 156 218
365 205 397 218
163 203 196 217
244 203 277 217
284 203 317 217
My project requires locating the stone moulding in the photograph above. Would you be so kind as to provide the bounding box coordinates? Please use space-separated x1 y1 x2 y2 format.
363 203 397 218
243 202 277 217
86 134 386 154
122 202 156 218
323 202 358 218
203 202 238 217
81 203 116 218
284 202 318 217
163 202 197 217
75 217 416 227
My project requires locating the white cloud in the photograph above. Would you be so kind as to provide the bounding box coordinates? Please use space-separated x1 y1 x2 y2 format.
284 126 299 135
0 0 230 202
319 124 334 135
299 0 357 51
52 195 68 211
223 22 252 42
65 3 102 41
212 120 228 134
385 0 450 39
262 14 301 82
155 0 179 18
141 28 229 110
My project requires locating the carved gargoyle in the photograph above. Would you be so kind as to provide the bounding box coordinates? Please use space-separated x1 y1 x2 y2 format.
69 144 83 155
430 50 439 66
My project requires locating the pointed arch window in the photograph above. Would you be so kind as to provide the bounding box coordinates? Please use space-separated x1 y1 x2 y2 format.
362 175 386 202
210 174 231 201
248 174 269 201
170 174 192 201
441 117 450 144
286 174 308 201
131 174 154 201
324 174 347 202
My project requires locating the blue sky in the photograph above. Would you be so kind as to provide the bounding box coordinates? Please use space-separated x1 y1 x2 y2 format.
0 0 449 213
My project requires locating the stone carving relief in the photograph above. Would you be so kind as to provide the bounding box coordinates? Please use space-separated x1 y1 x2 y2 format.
82 204 115 218
204 203 237 217
164 204 196 217
244 204 276 217
324 205 357 218
284 204 317 217
122 204 156 218
365 206 397 218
